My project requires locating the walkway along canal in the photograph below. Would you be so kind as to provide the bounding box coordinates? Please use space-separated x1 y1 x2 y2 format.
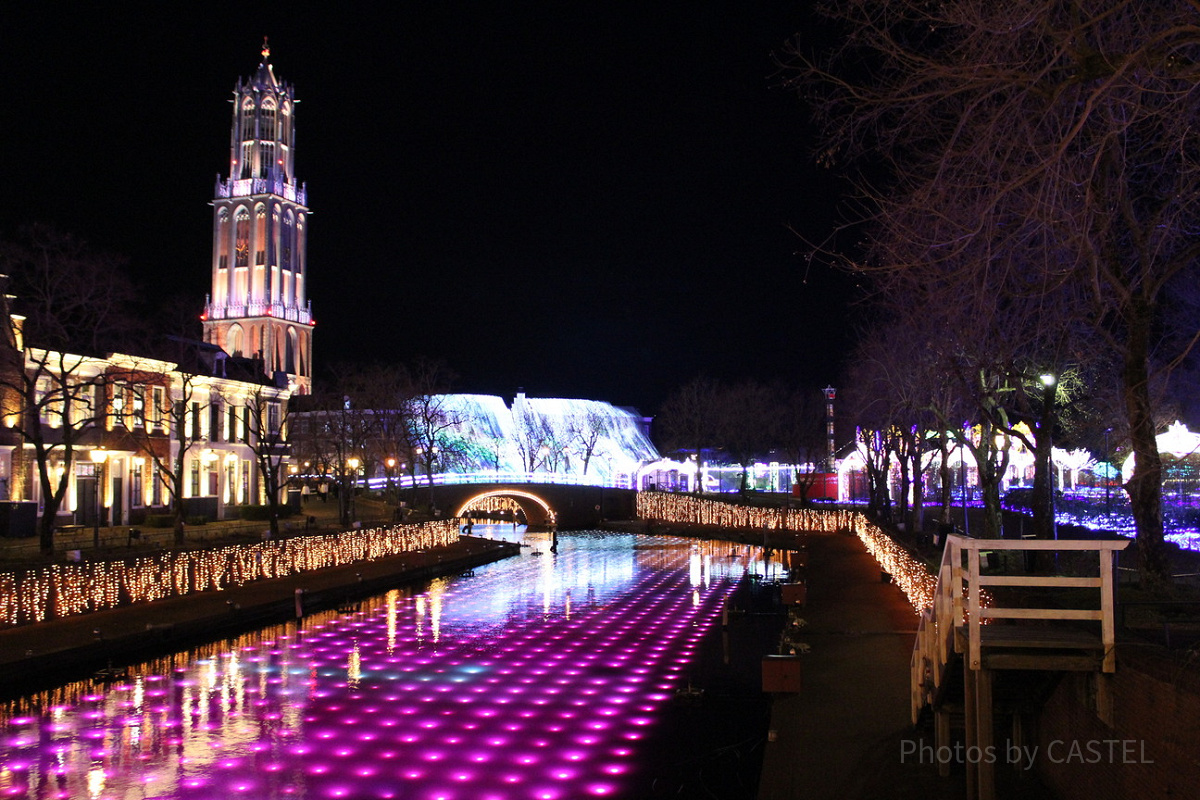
0 527 787 799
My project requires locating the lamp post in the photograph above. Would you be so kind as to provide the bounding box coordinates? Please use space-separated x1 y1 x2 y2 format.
1039 373 1058 542
89 447 109 549
347 456 360 522
1104 428 1112 518
959 439 969 537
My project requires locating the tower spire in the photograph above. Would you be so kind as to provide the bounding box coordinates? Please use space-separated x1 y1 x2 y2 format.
203 50 313 394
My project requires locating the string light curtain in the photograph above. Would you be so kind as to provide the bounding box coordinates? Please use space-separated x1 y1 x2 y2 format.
0 521 459 628
636 491 939 612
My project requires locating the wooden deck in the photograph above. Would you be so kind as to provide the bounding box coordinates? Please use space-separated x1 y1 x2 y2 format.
954 624 1105 671
911 534 1130 800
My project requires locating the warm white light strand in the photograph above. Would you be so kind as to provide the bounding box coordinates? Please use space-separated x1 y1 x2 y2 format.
636 491 938 613
0 521 461 627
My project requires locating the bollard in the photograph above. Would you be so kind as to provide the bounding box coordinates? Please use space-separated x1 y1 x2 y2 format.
294 588 304 619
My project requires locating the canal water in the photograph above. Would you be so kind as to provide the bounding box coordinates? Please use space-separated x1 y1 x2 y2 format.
0 528 787 800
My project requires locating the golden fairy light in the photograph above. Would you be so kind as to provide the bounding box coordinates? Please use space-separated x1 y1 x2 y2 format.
636 491 942 613
0 520 461 628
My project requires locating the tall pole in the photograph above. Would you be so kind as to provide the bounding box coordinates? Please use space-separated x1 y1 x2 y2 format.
960 440 969 537
93 462 101 550
90 448 108 550
1104 428 1112 518
823 386 836 473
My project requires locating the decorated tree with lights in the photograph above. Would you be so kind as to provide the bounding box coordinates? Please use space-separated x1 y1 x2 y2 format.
790 0 1200 586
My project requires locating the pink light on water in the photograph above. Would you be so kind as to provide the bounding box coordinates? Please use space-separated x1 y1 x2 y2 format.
0 533 753 799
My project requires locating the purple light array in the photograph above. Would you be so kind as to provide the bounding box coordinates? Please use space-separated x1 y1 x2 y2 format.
0 534 752 800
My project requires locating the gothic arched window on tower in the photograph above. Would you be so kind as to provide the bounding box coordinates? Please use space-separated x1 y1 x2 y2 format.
240 102 256 177
260 102 277 142
282 211 294 270
259 142 275 179
235 210 250 267
286 328 297 374
255 205 267 266
217 208 230 272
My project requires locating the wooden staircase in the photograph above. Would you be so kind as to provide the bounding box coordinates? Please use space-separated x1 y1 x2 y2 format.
910 534 1130 800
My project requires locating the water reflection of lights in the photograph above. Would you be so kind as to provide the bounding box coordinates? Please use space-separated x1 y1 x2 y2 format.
1 531 761 799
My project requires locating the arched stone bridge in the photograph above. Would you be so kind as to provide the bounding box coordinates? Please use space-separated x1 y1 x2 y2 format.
421 484 637 529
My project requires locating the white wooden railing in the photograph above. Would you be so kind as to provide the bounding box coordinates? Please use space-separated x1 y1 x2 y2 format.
911 534 1130 723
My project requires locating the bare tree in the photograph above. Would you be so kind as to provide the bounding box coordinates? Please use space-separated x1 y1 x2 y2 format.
513 401 555 474
567 407 610 477
105 361 194 545
401 359 461 508
714 380 776 496
774 385 827 507
789 1 1200 587
243 383 292 539
655 377 721 493
0 226 137 552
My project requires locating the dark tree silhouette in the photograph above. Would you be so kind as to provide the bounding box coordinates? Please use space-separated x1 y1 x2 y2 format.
789 0 1200 588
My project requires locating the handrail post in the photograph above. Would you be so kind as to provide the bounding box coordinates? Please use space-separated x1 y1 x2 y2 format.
1100 546 1117 672
950 536 965 650
968 542 981 670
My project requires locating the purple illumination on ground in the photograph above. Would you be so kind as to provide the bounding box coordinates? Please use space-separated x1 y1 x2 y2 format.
0 531 759 799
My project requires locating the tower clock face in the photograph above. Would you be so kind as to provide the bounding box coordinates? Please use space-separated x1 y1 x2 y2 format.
236 242 248 258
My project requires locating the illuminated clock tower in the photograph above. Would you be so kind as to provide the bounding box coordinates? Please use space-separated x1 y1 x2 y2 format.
203 40 313 394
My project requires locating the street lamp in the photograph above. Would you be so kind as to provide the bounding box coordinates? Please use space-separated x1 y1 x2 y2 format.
1040 374 1058 542
1104 428 1113 518
89 447 109 549
347 457 361 522
959 439 969 537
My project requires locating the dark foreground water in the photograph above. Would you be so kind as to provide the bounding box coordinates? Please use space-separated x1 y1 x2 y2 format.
0 529 784 800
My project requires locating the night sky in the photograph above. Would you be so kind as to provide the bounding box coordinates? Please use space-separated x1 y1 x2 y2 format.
2 4 855 412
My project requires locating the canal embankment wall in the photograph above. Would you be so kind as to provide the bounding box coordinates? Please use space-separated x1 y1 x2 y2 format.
1030 644 1200 800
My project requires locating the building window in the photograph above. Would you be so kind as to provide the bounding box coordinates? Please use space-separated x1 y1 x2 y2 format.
209 402 221 442
36 378 55 427
131 462 144 508
235 212 250 267
132 387 145 428
191 402 202 440
268 401 281 436
112 383 126 428
152 387 165 431
190 459 201 497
